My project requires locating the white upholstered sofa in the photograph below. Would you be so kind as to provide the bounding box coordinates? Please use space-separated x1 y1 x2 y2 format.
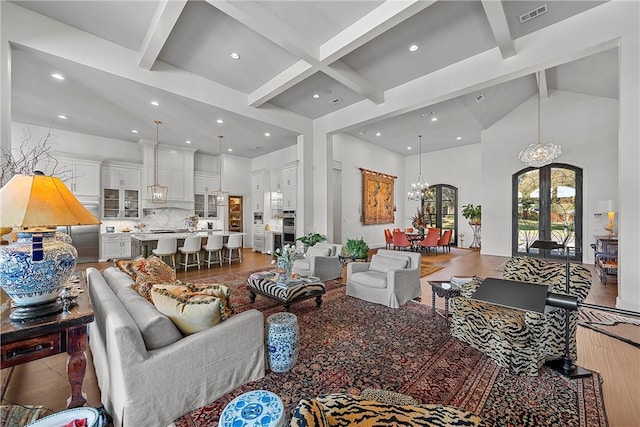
86 267 265 427
292 243 343 282
345 249 421 308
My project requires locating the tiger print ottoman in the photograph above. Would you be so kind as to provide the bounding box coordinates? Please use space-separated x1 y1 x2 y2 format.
289 393 485 427
449 256 591 376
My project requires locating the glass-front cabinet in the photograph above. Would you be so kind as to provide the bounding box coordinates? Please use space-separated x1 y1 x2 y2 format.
101 165 141 219
228 195 243 232
194 173 219 218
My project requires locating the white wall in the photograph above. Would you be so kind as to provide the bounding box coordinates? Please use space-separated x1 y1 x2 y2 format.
11 122 142 163
481 90 618 260
332 133 405 248
408 143 483 248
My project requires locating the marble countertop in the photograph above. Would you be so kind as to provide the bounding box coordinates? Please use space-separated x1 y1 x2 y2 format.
131 231 246 241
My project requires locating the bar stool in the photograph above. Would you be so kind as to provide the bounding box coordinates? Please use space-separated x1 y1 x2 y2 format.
178 235 202 271
152 237 177 268
224 234 243 265
203 234 223 268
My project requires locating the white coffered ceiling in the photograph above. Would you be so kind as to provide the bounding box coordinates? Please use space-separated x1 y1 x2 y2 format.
8 0 617 157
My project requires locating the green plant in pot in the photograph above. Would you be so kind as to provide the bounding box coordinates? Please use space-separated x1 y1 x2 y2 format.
461 204 481 225
296 232 326 248
342 237 369 259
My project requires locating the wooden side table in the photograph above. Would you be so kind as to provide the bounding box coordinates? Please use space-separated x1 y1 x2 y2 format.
1 272 94 408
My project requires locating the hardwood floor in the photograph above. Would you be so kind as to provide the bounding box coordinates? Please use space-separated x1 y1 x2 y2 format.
2 248 638 426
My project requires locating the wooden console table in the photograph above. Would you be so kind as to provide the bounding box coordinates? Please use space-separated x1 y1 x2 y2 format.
594 235 618 285
0 272 94 408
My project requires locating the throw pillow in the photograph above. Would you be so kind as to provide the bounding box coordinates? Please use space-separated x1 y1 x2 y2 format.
115 256 146 279
130 256 176 302
307 246 332 257
369 254 409 273
151 283 232 335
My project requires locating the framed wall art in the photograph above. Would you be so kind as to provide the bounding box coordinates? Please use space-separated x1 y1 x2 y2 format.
359 168 396 225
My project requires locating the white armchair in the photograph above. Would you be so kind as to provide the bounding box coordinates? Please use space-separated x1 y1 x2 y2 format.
346 249 421 309
292 243 343 282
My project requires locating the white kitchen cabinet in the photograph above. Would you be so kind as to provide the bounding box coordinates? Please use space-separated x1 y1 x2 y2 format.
282 165 296 189
100 233 132 261
102 165 142 219
282 188 296 210
270 170 283 192
39 156 101 197
194 173 220 218
157 168 186 200
251 170 269 213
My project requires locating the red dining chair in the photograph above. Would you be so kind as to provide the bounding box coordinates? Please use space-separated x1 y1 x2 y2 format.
392 230 413 251
437 230 452 253
417 229 440 255
427 227 440 236
384 229 393 249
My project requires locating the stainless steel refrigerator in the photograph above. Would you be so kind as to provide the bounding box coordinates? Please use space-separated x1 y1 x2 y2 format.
57 201 100 263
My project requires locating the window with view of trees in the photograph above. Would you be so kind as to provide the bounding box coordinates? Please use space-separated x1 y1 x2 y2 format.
512 163 583 261
422 184 458 245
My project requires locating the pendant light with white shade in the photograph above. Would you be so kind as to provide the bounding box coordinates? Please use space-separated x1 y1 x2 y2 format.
213 135 229 206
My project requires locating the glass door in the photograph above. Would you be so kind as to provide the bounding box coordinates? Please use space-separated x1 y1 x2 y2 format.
228 195 243 232
513 164 582 261
421 184 458 245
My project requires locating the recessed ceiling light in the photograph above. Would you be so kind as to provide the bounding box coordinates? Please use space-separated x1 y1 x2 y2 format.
51 73 65 80
217 119 224 124
431 117 438 122
456 136 462 140
313 94 320 99
230 52 240 60
57 115 67 119
407 147 412 150
185 140 191 144
264 132 270 137
376 132 381 136
227 148 232 152
150 101 159 106
409 44 419 52
131 129 139 134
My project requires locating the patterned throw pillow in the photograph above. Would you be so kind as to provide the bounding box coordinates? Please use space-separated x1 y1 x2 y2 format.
129 256 176 302
151 282 232 335
115 256 146 279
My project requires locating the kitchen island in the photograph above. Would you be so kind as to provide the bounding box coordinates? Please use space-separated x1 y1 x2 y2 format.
130 231 247 259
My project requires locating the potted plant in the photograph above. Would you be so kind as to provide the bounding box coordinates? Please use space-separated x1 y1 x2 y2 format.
342 237 369 259
461 204 481 225
296 232 326 248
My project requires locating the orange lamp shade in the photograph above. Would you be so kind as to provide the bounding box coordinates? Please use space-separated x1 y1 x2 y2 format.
0 174 100 228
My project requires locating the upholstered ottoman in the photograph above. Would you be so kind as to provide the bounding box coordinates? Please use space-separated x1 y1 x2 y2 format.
247 271 325 311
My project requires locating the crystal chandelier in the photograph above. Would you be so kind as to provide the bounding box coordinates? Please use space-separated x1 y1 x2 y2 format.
407 135 428 201
147 120 168 203
213 135 229 206
518 73 561 168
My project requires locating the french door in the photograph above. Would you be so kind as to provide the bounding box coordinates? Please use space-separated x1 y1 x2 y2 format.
422 184 458 245
512 163 583 261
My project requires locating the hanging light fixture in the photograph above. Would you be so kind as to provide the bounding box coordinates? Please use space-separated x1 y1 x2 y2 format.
518 72 562 168
407 135 428 201
147 120 168 204
213 135 229 206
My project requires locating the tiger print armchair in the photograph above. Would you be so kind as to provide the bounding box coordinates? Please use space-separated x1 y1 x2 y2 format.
289 392 485 426
449 257 592 376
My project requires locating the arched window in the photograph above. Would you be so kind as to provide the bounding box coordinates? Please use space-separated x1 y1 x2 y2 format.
512 163 583 261
422 184 458 245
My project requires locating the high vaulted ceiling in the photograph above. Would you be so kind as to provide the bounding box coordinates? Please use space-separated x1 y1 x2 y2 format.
8 0 617 158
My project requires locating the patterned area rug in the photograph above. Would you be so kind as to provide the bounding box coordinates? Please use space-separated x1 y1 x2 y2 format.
420 261 444 278
579 308 640 348
173 286 608 427
0 404 51 427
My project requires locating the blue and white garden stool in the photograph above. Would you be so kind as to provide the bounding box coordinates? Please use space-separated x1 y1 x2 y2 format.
219 390 284 427
266 312 299 373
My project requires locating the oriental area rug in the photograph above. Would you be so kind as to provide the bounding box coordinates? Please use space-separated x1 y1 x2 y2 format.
172 277 608 427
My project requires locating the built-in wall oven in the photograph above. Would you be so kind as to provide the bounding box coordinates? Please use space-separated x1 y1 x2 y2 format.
283 210 296 246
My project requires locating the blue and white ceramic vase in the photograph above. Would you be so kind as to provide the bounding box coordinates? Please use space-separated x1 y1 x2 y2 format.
0 231 77 307
266 312 299 373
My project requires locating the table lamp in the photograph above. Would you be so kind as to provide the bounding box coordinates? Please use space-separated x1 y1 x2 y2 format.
0 172 100 321
597 200 617 236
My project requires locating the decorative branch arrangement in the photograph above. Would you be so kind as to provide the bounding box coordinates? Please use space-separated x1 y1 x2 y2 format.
0 129 72 186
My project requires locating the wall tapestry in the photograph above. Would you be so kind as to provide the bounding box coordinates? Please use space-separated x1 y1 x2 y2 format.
360 168 396 225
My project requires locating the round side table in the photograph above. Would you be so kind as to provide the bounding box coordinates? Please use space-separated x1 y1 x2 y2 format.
266 312 300 373
219 390 284 427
